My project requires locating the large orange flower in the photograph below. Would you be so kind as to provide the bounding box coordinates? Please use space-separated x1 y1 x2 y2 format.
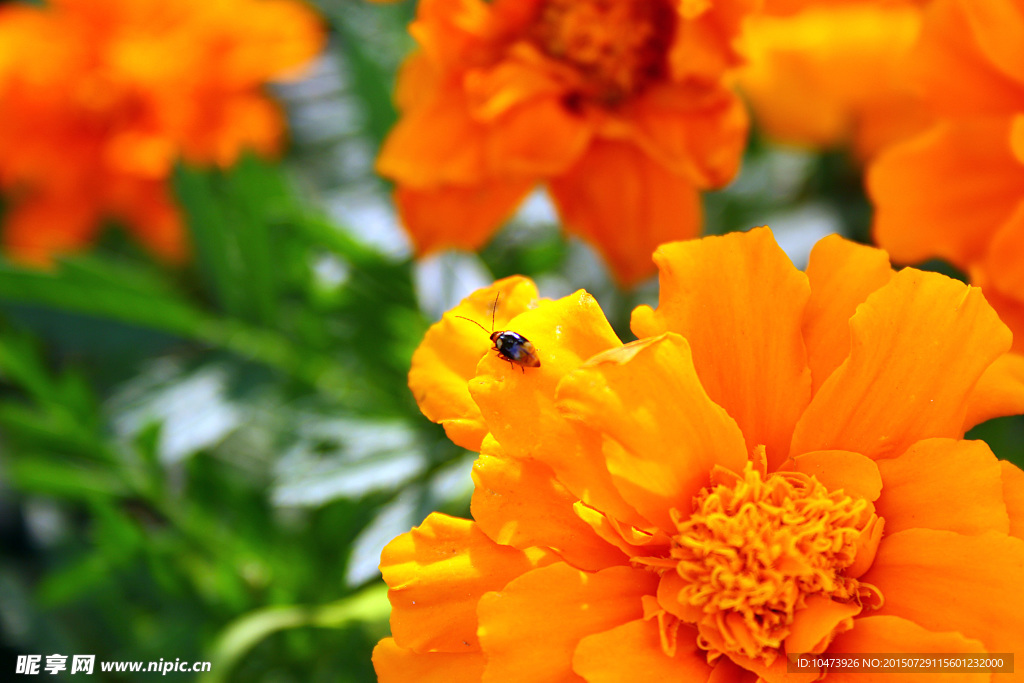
374 0 753 286
737 0 931 158
0 0 323 265
377 228 1024 682
868 0 1024 353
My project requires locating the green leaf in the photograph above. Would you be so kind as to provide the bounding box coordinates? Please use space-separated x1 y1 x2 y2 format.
200 583 389 683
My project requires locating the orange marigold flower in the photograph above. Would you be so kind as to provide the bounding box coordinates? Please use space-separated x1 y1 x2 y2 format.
375 0 754 286
868 0 1024 354
377 228 1024 682
737 0 931 158
0 0 324 265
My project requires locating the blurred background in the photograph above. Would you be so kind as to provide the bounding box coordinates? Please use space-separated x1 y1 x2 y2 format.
0 0 1020 681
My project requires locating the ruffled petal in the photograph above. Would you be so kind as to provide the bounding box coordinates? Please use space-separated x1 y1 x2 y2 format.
631 227 813 469
912 0 1024 117
1002 461 1024 540
875 438 1010 536
408 0 498 74
790 268 1012 459
669 0 757 81
786 450 882 502
825 616 987 683
572 618 714 682
983 200 1024 302
972 269 1024 355
470 450 628 572
783 595 861 655
373 638 485 683
469 291 644 527
380 513 553 652
869 119 1024 268
464 54 594 176
556 333 748 531
963 352 1024 430
707 657 759 683
376 83 488 188
623 81 748 187
477 563 657 683
409 276 540 451
863 528 1024 656
960 0 1024 90
548 139 702 287
394 180 535 256
802 235 893 394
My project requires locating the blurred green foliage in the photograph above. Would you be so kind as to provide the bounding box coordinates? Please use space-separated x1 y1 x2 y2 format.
0 1 1021 682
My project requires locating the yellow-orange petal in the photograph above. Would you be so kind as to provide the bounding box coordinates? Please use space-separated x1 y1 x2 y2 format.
470 452 628 572
376 84 487 188
476 563 657 683
1013 113 1024 165
974 270 1024 355
863 528 1024 656
1002 461 1024 540
911 0 1023 118
556 333 748 531
802 235 893 394
631 227 812 470
624 81 748 187
959 0 1024 90
407 0 496 75
394 180 535 256
869 119 1024 268
984 201 1024 301
738 4 924 156
380 512 553 652
409 276 539 451
548 139 702 287
463 56 593 176
572 502 672 561
393 51 443 113
784 595 861 655
708 657 759 683
963 352 1024 431
790 268 1012 459
373 638 486 683
468 291 644 527
786 450 882 502
484 94 593 176
875 438 1010 536
669 0 757 81
572 618 713 682
825 616 988 683
697 625 817 683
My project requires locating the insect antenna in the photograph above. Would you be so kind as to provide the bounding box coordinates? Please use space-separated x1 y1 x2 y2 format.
454 292 503 335
454 315 490 334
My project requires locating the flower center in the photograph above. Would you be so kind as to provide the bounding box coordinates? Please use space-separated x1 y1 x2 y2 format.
669 463 881 663
531 0 676 107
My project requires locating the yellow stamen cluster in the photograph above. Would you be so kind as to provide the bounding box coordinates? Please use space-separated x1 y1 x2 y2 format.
671 463 880 663
531 0 675 106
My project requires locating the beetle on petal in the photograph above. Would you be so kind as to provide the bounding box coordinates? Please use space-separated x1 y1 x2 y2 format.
456 294 541 373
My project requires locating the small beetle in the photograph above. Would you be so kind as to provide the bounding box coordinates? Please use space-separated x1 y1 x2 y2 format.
456 293 541 373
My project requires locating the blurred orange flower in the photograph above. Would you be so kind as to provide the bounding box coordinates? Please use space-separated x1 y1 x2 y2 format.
738 0 931 158
869 0 1024 354
0 0 323 265
375 0 754 286
376 228 1024 682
